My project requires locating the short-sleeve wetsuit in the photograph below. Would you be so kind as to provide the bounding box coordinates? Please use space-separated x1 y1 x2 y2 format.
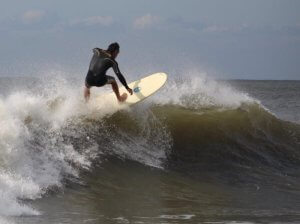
85 48 129 89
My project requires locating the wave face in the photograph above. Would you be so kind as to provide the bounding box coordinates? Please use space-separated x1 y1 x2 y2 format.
0 74 300 217
156 104 300 178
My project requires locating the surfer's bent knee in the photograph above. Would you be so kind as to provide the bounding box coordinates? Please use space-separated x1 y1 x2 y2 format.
106 75 116 85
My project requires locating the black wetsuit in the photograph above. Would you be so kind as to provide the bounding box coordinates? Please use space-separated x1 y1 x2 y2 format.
85 48 129 88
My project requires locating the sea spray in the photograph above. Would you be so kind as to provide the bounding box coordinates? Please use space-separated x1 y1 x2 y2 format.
0 74 171 216
0 83 96 216
151 71 256 109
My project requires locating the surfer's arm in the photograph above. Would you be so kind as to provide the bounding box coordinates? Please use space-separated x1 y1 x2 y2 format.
112 61 130 90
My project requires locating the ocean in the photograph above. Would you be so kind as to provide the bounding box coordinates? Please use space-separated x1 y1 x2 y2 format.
0 74 299 224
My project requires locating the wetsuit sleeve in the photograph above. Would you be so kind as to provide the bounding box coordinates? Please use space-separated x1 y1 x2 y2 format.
112 60 130 89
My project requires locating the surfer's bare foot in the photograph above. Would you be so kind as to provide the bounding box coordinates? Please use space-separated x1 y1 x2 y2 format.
118 93 127 102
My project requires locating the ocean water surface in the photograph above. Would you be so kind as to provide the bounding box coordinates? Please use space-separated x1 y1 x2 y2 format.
0 74 299 224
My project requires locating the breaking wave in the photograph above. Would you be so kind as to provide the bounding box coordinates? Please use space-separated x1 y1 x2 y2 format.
0 72 299 216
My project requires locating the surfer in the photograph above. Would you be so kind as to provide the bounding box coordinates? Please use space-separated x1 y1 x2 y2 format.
84 42 133 102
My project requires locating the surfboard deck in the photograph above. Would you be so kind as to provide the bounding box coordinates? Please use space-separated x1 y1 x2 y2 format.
93 72 167 110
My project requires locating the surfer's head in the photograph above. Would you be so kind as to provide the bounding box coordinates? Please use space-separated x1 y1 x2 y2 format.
107 42 120 59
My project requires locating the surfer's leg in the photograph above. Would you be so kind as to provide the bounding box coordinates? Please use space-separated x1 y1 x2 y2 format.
84 86 91 102
84 72 94 102
109 79 127 102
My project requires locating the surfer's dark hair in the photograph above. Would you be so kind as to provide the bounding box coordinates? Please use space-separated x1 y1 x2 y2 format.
107 42 120 53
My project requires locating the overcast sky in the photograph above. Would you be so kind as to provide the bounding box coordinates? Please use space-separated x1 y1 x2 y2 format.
0 0 299 79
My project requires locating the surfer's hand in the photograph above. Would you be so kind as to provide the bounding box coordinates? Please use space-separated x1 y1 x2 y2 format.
127 88 133 95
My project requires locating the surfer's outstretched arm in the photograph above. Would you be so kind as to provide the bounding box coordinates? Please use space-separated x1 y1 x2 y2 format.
112 61 133 95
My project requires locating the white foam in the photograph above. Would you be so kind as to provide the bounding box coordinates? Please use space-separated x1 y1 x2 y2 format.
0 217 17 224
0 172 40 216
0 72 172 217
159 214 195 220
151 70 258 109
0 75 99 216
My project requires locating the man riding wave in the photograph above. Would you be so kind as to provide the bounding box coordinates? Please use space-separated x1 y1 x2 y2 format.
84 42 133 102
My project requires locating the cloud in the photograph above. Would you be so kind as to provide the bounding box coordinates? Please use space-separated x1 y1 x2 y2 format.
70 16 113 27
22 10 45 24
133 14 159 29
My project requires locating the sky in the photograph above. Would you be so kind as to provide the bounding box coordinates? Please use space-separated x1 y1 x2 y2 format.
0 0 299 79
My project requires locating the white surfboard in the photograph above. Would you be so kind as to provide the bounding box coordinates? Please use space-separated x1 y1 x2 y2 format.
93 72 167 110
